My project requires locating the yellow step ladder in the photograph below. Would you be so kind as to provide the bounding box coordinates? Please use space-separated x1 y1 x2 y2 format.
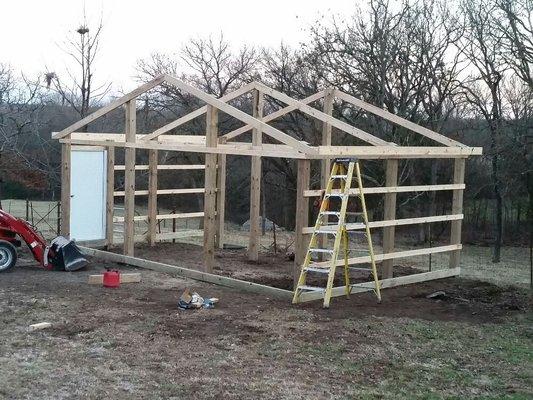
292 158 381 308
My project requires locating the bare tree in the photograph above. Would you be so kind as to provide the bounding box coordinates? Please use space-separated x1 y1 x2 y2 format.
47 15 110 123
0 64 57 207
496 0 533 88
459 0 508 262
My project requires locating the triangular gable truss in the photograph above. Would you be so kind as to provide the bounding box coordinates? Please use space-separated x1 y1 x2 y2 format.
53 74 476 158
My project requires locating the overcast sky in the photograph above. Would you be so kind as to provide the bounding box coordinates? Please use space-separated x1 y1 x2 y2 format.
0 0 356 94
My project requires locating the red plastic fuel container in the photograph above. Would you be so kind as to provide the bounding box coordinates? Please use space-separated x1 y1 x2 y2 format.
103 270 121 288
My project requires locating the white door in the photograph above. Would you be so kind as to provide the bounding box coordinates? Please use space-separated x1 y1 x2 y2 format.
70 148 107 241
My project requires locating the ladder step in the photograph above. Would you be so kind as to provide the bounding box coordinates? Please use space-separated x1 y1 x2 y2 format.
304 266 331 274
320 211 341 217
315 229 337 235
330 175 348 179
298 285 325 292
308 248 334 254
325 193 346 198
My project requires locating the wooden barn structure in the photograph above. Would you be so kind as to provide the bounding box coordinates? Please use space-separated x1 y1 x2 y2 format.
53 74 482 302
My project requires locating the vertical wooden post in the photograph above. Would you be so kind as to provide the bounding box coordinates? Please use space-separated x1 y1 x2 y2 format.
105 144 115 248
123 100 136 256
60 142 71 237
248 89 264 261
215 144 227 249
320 89 334 187
382 159 398 278
148 149 158 246
203 105 218 272
294 159 311 287
318 89 334 256
449 158 466 269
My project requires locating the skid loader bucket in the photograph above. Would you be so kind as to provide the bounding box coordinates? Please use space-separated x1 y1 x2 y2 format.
48 236 88 271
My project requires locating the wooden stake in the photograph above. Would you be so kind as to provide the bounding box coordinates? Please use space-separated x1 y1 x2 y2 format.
123 101 136 257
294 159 310 287
148 149 158 246
449 158 465 269
203 105 218 272
105 145 115 248
382 159 398 278
60 143 71 237
248 89 264 261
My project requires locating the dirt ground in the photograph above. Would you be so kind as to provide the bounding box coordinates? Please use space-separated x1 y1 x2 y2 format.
0 245 531 399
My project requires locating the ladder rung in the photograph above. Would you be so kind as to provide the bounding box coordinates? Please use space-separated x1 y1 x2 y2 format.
304 267 331 274
308 248 334 254
298 285 325 292
320 211 341 217
330 175 348 179
325 193 346 198
315 229 337 235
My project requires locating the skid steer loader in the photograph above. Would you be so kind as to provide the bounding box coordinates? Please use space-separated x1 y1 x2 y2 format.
0 209 87 272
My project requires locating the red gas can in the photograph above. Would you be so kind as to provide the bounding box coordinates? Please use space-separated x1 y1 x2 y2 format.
103 270 121 288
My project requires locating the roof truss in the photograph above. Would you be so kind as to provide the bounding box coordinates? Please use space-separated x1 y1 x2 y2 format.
53 74 481 159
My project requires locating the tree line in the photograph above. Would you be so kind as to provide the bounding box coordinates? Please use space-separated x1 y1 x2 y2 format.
0 0 531 262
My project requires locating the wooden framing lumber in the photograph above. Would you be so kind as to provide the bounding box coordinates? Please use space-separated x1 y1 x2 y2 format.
162 75 316 155
304 183 466 197
318 89 334 257
88 273 142 284
449 158 466 268
298 268 461 302
114 164 205 171
294 159 311 287
255 82 388 146
215 150 227 249
60 137 481 160
302 214 463 234
316 146 482 158
310 244 462 269
382 160 398 278
248 89 263 261
156 229 203 241
148 149 158 246
53 76 165 139
113 212 204 223
114 188 205 196
79 246 293 299
105 145 115 248
335 90 465 147
203 105 218 272
221 90 326 141
123 100 136 256
141 83 255 141
60 143 71 237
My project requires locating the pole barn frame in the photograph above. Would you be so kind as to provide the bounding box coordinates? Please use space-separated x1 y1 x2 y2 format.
54 74 482 302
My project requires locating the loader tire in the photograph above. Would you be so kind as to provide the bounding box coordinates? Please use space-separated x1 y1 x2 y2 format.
0 240 17 272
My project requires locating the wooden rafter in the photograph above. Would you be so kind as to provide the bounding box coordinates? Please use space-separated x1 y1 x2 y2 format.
335 90 466 147
161 75 316 154
254 82 388 146
53 75 166 139
141 82 256 141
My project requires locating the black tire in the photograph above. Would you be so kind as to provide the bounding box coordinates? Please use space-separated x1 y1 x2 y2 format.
0 240 17 272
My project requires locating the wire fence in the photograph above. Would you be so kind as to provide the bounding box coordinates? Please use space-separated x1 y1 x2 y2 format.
2 198 531 288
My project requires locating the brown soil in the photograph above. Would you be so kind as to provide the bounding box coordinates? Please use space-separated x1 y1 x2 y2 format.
0 246 530 399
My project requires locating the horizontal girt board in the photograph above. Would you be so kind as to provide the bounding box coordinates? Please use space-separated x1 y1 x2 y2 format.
114 188 205 196
304 184 465 197
60 138 481 160
114 164 205 171
302 214 463 234
298 268 461 302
